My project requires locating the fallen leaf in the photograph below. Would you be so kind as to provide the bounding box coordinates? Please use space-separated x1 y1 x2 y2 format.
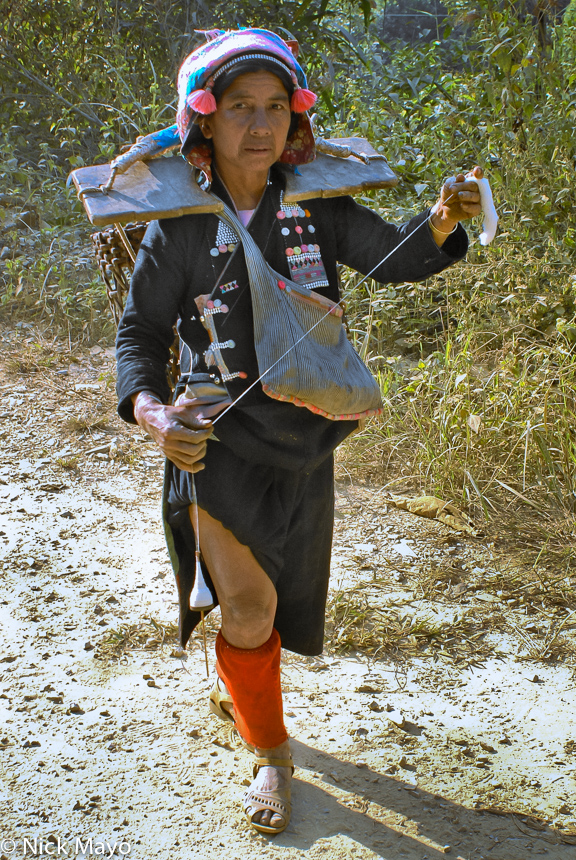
385 494 478 536
467 413 482 434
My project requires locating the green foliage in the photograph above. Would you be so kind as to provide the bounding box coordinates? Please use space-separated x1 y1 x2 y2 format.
0 0 374 163
326 0 576 534
2 0 576 537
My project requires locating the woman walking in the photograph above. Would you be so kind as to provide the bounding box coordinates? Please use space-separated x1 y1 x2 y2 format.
115 27 482 834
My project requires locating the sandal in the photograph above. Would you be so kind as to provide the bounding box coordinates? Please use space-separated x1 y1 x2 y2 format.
243 755 294 835
209 676 235 724
209 678 256 752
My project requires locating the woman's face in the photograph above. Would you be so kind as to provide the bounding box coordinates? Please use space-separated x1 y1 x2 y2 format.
200 70 292 181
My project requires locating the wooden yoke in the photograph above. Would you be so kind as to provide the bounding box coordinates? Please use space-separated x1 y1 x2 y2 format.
70 138 397 226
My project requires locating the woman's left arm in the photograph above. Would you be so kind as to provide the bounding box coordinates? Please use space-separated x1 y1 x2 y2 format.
327 166 484 285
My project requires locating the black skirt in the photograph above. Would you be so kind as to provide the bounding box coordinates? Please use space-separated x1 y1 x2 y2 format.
165 438 335 656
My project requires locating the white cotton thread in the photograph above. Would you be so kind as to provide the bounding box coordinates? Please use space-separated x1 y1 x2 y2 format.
466 172 498 245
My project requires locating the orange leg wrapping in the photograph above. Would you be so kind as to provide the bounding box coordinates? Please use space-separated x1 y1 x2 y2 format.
215 628 288 749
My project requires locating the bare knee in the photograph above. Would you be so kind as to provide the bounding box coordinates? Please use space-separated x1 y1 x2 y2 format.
220 592 276 649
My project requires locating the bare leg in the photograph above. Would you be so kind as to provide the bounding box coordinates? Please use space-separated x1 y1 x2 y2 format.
191 506 292 830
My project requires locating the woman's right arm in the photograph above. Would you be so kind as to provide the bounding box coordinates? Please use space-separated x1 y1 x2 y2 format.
117 217 217 473
116 218 189 423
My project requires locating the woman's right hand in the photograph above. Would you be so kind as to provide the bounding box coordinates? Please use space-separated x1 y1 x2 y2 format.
131 391 224 473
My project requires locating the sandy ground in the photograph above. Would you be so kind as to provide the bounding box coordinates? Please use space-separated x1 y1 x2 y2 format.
1 327 576 860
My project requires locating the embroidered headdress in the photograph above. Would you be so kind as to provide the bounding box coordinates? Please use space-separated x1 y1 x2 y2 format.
149 28 317 184
177 28 316 124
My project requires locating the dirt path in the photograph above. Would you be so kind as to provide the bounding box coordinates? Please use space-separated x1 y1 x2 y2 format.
1 327 575 860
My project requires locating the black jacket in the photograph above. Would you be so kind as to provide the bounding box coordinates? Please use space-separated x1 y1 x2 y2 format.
116 165 467 471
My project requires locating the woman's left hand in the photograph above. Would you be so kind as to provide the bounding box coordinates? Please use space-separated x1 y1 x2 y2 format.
428 165 484 246
433 165 483 228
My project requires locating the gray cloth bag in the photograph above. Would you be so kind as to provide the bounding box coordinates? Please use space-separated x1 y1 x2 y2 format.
218 204 383 421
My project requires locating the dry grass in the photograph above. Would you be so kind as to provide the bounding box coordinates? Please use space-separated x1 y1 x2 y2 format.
95 612 221 660
95 617 180 659
55 456 80 471
4 340 70 374
325 584 496 665
65 405 110 433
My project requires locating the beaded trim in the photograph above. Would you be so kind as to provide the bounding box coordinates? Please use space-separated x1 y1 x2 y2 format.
276 192 329 289
195 293 247 382
216 220 239 245
210 219 240 257
212 52 294 83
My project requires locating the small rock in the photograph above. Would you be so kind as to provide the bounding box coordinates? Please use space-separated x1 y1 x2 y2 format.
170 647 185 658
147 679 158 688
23 740 41 748
480 741 496 753
68 703 85 715
16 210 39 229
369 700 384 712
18 458 34 477
84 642 94 651
387 709 406 728
356 684 381 694
353 543 377 554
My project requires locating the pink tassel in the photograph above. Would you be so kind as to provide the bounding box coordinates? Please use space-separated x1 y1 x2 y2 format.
187 88 217 115
291 87 317 113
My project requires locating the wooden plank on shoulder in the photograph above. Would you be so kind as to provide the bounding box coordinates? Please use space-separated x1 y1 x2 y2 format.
283 138 397 203
70 138 397 226
70 157 223 226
